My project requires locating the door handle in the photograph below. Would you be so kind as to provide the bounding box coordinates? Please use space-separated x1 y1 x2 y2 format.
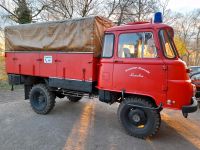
36 58 42 61
55 59 61 62
12 57 18 61
114 60 123 63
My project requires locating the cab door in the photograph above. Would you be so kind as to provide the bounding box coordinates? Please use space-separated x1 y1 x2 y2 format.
98 33 115 90
112 30 167 104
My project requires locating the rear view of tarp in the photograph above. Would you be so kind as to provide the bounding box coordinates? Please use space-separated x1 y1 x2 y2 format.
5 16 113 57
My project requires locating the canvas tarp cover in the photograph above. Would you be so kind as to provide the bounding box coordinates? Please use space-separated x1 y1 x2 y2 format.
5 16 113 56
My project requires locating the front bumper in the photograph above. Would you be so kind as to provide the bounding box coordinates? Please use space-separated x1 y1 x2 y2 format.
182 97 198 117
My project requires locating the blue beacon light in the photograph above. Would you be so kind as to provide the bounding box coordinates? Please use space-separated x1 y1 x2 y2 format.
154 12 163 23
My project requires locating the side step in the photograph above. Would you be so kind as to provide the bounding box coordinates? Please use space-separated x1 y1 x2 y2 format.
61 89 85 97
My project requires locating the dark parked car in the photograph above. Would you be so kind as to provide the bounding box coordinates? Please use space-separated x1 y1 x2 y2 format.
190 72 200 101
189 66 200 75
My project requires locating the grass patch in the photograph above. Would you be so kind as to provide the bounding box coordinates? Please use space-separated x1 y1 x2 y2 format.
0 56 9 90
0 80 11 89
0 81 23 90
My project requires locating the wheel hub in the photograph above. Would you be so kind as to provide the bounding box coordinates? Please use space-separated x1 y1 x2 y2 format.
132 114 141 122
32 91 46 110
38 95 45 103
128 108 146 126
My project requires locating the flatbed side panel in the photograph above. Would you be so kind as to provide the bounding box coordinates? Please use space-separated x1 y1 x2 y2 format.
5 52 99 82
56 53 96 81
5 52 40 75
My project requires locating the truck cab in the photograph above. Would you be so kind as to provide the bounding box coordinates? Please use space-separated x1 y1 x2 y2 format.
97 20 198 138
98 22 195 111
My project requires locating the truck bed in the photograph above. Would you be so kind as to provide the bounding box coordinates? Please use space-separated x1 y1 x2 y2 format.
5 51 99 92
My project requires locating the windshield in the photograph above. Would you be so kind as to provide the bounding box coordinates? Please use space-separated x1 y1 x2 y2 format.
159 29 178 59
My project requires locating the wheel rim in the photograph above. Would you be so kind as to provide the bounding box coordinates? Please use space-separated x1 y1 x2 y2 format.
31 90 47 111
125 106 147 129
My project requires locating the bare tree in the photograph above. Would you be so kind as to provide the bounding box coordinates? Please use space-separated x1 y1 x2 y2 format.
103 0 120 19
105 0 158 25
158 0 169 17
172 10 200 65
115 0 134 25
157 0 179 25
41 0 74 20
0 0 47 24
176 11 200 44
75 0 101 17
133 0 157 21
194 25 200 65
41 0 101 20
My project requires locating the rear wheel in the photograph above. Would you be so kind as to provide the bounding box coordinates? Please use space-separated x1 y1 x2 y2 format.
117 97 161 139
29 84 56 114
67 96 82 102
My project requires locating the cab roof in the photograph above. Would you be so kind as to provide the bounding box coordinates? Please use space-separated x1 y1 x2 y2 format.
106 22 172 32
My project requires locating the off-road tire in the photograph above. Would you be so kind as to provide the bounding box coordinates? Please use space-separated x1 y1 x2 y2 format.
67 96 82 102
29 84 56 114
117 97 161 139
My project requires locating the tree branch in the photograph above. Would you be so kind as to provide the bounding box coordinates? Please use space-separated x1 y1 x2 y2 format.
32 5 46 18
0 4 19 20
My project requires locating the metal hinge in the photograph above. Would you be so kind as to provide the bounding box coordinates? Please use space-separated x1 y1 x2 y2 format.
162 65 168 71
162 86 168 91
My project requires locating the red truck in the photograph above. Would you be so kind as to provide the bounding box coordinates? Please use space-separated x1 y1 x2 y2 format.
4 13 198 139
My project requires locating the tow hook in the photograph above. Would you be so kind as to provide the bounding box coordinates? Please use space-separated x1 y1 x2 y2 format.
182 113 188 118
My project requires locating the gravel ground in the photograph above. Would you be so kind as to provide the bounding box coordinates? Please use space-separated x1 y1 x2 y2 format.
0 89 200 150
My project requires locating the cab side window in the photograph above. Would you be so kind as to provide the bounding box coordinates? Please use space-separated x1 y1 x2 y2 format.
102 34 114 58
118 32 157 58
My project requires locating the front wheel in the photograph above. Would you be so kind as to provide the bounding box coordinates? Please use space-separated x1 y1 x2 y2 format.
29 84 56 114
117 97 161 139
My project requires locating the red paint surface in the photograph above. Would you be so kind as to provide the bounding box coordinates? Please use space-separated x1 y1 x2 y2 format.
6 52 98 82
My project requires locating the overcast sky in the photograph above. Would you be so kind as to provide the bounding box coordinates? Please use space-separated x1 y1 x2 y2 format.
168 0 200 12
